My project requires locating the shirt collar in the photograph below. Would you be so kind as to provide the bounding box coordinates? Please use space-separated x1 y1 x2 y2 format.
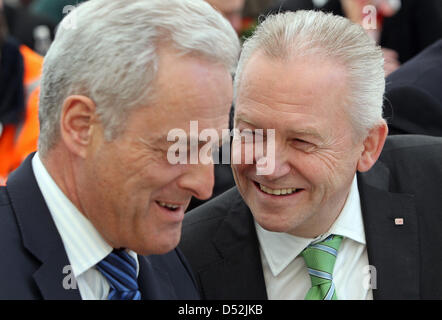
32 153 139 278
255 174 366 277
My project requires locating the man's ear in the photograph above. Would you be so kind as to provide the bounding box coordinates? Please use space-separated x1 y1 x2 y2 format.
357 121 388 172
60 95 98 159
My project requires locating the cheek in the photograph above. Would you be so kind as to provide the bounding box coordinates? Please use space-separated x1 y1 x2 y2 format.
299 150 359 197
290 151 342 187
231 163 251 185
127 150 174 185
91 143 140 190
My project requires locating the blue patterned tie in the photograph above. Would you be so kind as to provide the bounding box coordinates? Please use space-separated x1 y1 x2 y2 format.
96 249 141 300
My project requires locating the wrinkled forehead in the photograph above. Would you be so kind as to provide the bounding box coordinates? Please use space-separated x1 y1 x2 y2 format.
234 52 351 133
237 52 348 106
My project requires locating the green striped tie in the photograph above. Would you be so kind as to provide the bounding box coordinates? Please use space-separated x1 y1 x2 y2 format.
301 234 343 300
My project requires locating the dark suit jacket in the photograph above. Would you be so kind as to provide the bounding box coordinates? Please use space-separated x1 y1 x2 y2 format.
180 135 442 299
0 154 200 300
384 39 442 136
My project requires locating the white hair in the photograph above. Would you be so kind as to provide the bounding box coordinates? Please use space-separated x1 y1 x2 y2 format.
38 0 240 155
234 10 385 138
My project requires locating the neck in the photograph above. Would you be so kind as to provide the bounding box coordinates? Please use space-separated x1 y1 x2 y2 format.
40 147 85 217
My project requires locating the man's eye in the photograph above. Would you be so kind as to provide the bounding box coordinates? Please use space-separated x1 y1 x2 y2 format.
293 138 309 144
242 129 254 136
233 129 253 140
292 138 314 150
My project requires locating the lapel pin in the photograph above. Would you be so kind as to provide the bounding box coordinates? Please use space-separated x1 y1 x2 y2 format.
394 218 404 225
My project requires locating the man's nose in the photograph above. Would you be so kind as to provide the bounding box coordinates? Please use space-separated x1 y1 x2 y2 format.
177 162 215 200
255 144 291 180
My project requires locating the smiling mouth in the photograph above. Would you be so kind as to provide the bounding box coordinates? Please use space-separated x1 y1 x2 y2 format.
253 181 303 196
155 201 181 212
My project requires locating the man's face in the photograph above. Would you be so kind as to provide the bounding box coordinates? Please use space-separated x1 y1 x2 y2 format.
206 0 245 33
232 52 365 238
81 50 233 255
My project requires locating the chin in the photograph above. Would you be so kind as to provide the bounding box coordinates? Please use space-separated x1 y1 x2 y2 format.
132 242 177 256
135 231 182 256
254 210 303 234
257 219 293 233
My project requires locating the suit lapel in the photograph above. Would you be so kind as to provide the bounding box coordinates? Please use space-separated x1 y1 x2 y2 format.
358 161 420 299
6 154 81 300
198 189 268 299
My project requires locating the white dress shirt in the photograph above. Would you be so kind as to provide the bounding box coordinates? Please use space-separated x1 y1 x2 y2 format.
32 153 139 300
256 175 374 300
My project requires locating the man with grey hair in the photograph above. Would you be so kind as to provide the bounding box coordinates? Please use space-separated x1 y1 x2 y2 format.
0 0 240 299
180 10 442 299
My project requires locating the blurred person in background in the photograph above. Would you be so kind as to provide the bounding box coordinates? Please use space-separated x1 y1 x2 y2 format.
3 0 55 55
205 0 245 34
30 0 87 25
267 0 442 76
243 0 275 20
384 39 442 136
0 1 42 185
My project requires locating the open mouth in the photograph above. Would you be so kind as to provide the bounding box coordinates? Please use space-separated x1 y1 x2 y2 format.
253 181 303 196
155 201 181 212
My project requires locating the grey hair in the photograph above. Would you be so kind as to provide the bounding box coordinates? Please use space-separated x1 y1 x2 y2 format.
234 10 385 138
38 0 240 155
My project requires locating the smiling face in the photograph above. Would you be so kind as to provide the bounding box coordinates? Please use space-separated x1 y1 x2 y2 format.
79 50 233 255
233 52 366 238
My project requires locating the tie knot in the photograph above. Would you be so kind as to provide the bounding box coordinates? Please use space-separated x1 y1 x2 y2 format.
301 235 343 286
96 249 141 300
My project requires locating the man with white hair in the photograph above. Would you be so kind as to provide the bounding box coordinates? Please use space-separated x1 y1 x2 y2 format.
0 0 240 299
180 10 442 299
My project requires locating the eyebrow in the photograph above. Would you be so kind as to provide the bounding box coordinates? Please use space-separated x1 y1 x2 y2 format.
288 128 324 141
153 134 171 145
236 117 324 141
235 117 259 128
